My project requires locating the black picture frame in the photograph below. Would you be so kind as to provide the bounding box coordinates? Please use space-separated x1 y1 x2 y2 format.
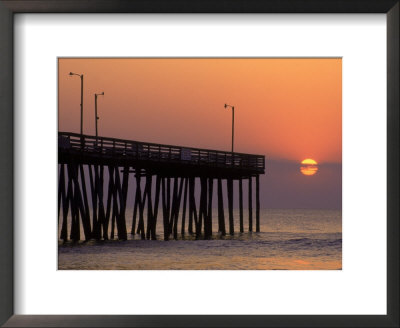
0 1 398 327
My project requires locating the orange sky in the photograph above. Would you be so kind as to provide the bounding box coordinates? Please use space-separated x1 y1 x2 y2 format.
58 58 341 164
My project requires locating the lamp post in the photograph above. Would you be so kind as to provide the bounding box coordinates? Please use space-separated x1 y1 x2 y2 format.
224 104 235 153
69 72 84 135
94 92 104 138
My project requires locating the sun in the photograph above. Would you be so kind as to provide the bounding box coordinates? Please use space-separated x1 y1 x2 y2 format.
300 158 318 176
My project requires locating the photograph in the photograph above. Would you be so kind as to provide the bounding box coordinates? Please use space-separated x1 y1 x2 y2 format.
58 58 342 270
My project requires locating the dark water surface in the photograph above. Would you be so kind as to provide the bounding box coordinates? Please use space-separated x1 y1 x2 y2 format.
58 209 341 270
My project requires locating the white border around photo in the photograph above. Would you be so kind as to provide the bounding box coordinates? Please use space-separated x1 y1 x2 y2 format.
14 14 386 315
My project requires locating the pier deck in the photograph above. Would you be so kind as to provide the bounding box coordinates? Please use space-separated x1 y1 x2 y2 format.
59 132 265 178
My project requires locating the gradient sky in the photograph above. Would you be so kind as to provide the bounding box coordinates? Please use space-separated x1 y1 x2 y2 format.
58 58 342 209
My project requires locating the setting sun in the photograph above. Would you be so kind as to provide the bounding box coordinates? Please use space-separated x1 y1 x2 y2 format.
300 158 318 176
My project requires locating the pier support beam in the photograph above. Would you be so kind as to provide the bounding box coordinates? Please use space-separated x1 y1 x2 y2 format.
113 166 127 240
79 164 91 239
170 177 178 237
239 178 244 233
119 166 129 240
59 164 69 241
104 165 113 238
198 177 207 238
151 175 161 240
58 165 63 221
256 175 260 232
248 176 253 232
217 178 226 236
88 165 98 239
145 173 153 240
98 165 108 240
227 178 234 235
181 178 188 235
166 177 171 232
67 163 78 241
106 166 115 238
205 178 213 239
137 173 146 240
161 177 170 240
188 177 198 235
131 169 140 235
173 177 184 239
72 163 91 241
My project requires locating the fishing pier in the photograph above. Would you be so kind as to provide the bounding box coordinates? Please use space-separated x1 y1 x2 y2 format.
58 132 265 241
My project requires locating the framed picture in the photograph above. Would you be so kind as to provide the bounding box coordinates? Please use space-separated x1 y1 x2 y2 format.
0 0 398 327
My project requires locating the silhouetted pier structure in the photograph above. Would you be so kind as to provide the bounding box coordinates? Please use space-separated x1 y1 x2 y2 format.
58 132 265 241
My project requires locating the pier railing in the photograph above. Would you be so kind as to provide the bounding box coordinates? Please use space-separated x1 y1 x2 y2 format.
59 132 265 172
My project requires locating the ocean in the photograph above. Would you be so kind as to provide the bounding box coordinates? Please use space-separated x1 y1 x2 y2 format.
58 208 341 270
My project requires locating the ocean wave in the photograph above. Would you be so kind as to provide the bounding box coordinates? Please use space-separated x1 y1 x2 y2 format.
282 237 342 249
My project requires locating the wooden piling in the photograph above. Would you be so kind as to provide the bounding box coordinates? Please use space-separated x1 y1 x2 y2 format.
239 178 244 233
67 164 79 241
69 163 90 241
79 164 91 237
248 176 253 232
173 178 184 239
58 164 64 221
204 178 213 239
256 174 260 232
136 174 146 240
181 178 188 235
169 177 178 236
113 166 123 239
192 178 198 234
75 164 91 240
145 173 153 240
198 177 207 237
69 179 78 241
151 175 161 240
166 177 171 227
98 165 108 240
136 173 148 236
227 178 234 235
131 169 140 234
60 164 70 241
106 165 115 238
161 177 169 240
118 166 129 240
188 177 196 234
88 164 99 239
93 165 105 239
188 177 193 234
217 178 226 236
109 166 119 239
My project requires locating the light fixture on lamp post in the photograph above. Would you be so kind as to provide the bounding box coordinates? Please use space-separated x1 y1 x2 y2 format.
94 92 104 139
224 103 235 153
69 72 84 135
